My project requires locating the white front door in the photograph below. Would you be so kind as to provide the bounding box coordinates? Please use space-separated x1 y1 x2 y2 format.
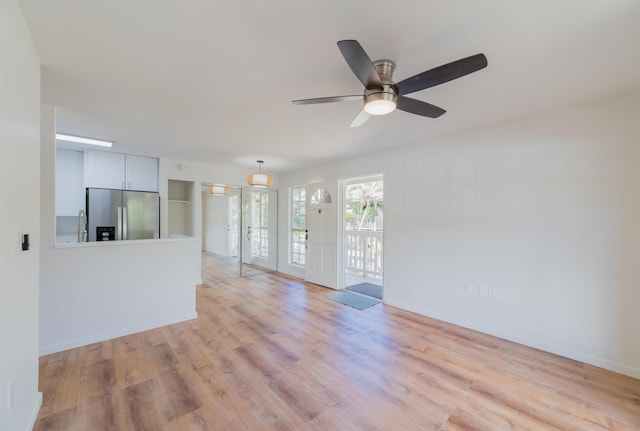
305 181 339 289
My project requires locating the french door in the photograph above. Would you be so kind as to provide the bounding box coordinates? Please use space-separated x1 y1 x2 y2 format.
243 188 277 271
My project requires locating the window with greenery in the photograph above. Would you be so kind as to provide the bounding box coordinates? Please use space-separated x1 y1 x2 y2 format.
344 178 383 281
290 185 306 266
345 180 383 231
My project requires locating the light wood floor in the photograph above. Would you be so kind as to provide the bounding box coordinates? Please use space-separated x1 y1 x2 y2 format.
35 272 640 430
201 251 273 282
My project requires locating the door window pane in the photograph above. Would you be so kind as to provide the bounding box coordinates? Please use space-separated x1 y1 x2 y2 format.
251 191 269 258
290 185 306 266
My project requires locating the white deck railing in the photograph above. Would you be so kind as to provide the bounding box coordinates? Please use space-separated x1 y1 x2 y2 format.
344 230 383 280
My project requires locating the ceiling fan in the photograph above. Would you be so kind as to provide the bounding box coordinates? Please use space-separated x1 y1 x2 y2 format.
292 40 487 127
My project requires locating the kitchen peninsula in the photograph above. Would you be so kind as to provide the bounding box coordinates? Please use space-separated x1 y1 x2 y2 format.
40 105 199 355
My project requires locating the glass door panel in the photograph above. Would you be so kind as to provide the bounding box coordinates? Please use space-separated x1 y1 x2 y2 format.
201 184 242 282
201 184 277 282
241 188 277 277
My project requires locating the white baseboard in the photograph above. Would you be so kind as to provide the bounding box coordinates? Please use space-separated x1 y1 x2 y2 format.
39 311 198 356
27 392 42 431
385 298 640 380
276 266 305 280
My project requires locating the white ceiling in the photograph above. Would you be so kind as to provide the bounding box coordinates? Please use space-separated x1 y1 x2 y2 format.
19 0 640 173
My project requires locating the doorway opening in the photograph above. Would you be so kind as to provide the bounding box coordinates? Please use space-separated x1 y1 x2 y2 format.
343 175 383 299
241 188 278 276
201 185 242 281
201 184 278 283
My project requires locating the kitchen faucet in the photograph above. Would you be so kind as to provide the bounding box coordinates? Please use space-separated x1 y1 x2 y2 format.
77 209 87 242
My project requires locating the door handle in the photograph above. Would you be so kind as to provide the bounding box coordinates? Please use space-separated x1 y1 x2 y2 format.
305 229 308 249
247 226 252 240
117 207 122 239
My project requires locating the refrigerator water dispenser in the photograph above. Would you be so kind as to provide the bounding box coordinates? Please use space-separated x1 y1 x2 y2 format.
96 226 116 241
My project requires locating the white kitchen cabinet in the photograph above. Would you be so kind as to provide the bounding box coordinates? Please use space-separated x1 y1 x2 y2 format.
125 154 158 192
56 149 85 216
84 150 158 191
84 150 126 189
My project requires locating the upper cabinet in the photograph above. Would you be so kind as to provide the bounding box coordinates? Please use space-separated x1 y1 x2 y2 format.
84 150 158 192
56 149 85 216
125 154 158 192
84 150 125 189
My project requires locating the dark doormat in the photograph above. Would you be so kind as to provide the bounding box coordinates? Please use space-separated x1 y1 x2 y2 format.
345 282 383 299
329 291 381 310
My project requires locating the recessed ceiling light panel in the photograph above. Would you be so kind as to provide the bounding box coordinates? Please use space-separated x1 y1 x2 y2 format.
55 133 113 148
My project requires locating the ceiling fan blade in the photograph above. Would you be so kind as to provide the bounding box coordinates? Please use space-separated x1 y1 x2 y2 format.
350 109 371 128
292 95 362 105
337 40 382 89
396 53 487 96
396 96 446 118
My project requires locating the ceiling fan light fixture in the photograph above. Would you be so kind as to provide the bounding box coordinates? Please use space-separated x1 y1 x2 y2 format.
292 41 487 126
364 91 397 115
247 160 273 188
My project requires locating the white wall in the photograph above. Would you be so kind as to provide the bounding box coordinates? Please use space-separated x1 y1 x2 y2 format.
39 106 199 354
277 90 640 378
0 1 42 429
39 239 199 354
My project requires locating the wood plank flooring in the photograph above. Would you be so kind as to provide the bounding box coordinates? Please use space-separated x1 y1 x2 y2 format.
201 251 273 282
35 272 640 430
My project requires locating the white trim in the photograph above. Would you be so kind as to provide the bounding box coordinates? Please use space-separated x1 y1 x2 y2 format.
385 297 640 380
39 311 197 356
54 236 197 249
343 173 384 186
27 392 42 431
277 266 305 280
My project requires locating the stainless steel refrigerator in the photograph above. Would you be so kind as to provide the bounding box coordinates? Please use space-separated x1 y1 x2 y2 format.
86 188 160 241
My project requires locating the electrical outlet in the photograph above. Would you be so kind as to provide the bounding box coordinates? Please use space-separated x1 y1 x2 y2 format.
463 283 473 295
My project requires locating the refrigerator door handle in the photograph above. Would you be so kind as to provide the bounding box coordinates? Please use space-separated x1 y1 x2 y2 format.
117 206 122 239
123 206 128 240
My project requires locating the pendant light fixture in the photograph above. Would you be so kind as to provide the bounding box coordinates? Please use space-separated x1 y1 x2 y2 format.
208 184 228 196
247 160 272 188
